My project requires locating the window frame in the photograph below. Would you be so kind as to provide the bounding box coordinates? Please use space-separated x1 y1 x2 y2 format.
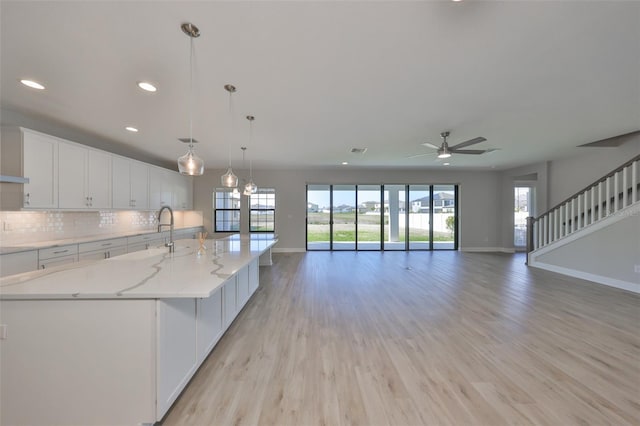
214 188 241 233
249 188 276 233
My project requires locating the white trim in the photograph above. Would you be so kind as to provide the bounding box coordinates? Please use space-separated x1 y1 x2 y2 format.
460 247 516 253
272 248 306 253
529 261 640 294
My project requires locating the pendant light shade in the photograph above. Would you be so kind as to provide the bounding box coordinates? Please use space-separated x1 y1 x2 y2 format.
178 146 204 175
243 115 258 196
177 22 204 176
221 84 238 187
221 167 238 187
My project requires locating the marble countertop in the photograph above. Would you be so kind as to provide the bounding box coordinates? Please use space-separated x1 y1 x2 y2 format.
0 227 202 255
0 235 277 300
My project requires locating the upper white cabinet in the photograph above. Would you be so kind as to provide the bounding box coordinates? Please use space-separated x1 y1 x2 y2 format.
149 166 193 211
1 127 193 211
58 142 112 209
0 127 58 209
113 156 149 210
149 167 173 210
172 173 193 211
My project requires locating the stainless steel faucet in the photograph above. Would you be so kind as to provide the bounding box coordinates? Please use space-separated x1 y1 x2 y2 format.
157 205 175 253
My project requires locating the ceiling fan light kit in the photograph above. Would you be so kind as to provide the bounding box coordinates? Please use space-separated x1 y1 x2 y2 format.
414 131 490 160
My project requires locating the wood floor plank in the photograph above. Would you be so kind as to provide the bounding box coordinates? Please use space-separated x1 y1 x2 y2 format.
162 251 640 426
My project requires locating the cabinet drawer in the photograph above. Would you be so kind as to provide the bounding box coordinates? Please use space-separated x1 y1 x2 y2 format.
79 238 127 253
39 244 78 260
79 246 128 261
38 254 77 270
128 234 165 245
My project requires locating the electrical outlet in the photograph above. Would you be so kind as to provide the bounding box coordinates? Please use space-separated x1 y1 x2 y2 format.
635 265 640 274
0 324 7 340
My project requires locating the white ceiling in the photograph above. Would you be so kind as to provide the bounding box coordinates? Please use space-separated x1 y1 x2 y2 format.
1 1 639 171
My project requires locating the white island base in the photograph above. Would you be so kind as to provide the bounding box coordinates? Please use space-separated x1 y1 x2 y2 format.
0 236 272 425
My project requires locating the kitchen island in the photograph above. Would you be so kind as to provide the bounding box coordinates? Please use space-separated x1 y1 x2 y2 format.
0 234 277 426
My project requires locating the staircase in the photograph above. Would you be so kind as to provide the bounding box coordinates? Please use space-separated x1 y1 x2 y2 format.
526 154 640 293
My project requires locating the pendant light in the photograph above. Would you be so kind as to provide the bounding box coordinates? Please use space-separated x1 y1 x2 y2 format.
221 84 238 187
243 115 258 196
177 23 204 176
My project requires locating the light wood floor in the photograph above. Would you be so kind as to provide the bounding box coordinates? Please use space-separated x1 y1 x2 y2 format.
162 251 640 426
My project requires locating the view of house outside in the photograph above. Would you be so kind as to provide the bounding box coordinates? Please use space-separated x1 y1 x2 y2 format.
307 184 457 250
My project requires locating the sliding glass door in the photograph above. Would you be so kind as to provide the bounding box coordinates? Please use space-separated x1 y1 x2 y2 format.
332 185 356 250
357 185 382 250
306 184 458 251
307 185 331 250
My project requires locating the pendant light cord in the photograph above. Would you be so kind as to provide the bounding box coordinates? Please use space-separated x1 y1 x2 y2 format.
249 119 253 179
189 35 194 150
228 91 234 167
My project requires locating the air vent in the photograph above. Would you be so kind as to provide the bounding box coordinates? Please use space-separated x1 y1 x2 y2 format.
350 147 367 154
178 138 199 144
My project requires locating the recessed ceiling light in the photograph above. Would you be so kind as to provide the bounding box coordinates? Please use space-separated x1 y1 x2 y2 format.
137 81 157 92
20 79 45 90
125 126 139 133
342 161 349 165
443 162 450 166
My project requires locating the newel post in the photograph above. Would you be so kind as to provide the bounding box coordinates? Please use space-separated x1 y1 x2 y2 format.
525 216 535 265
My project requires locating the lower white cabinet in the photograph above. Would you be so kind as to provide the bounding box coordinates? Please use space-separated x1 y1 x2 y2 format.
196 289 224 364
38 244 78 270
0 251 38 277
249 258 259 293
157 299 198 419
237 265 250 309
0 260 261 425
78 237 127 261
224 276 238 326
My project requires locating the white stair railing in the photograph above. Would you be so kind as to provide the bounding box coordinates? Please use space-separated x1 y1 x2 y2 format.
526 155 640 256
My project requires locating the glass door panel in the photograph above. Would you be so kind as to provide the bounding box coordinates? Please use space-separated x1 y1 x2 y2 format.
332 185 356 250
408 185 431 250
514 187 532 249
383 185 407 250
307 185 331 250
357 185 382 250
433 185 456 250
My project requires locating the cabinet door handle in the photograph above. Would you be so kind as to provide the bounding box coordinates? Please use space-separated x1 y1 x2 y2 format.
41 264 45 269
53 249 69 254
104 252 109 259
25 193 30 206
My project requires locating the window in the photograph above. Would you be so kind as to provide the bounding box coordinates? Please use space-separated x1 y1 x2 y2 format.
214 188 240 232
250 188 275 232
306 184 458 251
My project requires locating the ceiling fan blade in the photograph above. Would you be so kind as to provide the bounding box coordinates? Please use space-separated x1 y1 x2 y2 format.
450 149 487 155
407 152 437 159
449 136 486 150
421 142 440 149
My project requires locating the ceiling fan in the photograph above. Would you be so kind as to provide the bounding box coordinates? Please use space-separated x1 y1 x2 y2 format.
409 131 490 159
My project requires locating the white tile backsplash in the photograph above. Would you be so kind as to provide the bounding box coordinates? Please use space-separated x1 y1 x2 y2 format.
0 210 203 245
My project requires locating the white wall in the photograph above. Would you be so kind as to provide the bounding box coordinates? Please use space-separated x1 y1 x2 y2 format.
194 167 502 251
530 203 640 293
548 135 640 207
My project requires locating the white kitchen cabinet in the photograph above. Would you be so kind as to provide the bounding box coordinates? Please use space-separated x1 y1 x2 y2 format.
149 166 173 210
157 298 198 419
172 173 193 210
196 289 224 364
223 276 238 327
127 233 165 253
59 141 111 209
112 156 149 209
0 127 58 209
0 250 38 277
78 237 128 261
237 265 250 309
249 258 259 294
38 244 78 270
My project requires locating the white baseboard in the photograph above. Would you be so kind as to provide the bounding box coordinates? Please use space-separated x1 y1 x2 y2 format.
272 248 306 253
460 247 516 253
529 261 640 294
